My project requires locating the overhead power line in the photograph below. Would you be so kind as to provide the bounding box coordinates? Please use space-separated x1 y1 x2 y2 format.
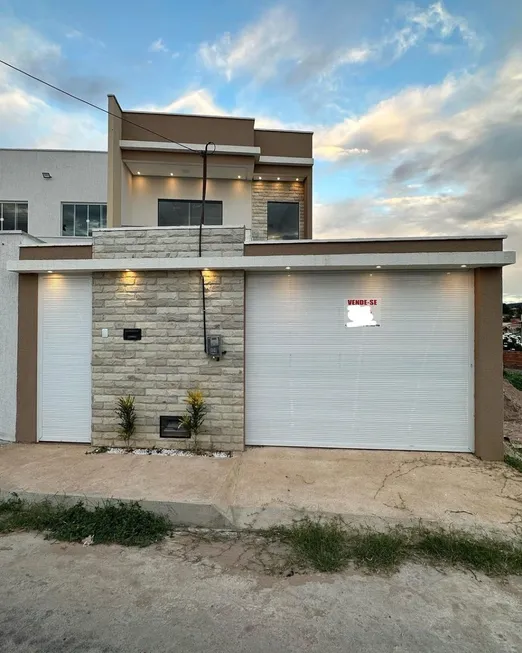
0 58 202 154
0 57 219 355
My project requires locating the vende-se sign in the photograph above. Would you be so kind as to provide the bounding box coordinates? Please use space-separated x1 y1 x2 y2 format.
346 298 381 328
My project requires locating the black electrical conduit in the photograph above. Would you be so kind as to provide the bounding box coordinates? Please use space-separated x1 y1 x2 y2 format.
199 142 216 353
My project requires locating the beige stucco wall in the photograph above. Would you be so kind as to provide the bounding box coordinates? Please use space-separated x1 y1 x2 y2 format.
121 176 252 229
121 164 132 226
107 96 122 228
251 180 305 240
91 227 245 451
474 267 504 460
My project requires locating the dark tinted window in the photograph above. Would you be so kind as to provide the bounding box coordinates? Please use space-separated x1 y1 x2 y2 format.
75 204 88 236
16 203 28 232
61 203 107 236
2 203 16 230
158 200 223 226
62 204 74 234
267 201 299 240
0 202 28 231
88 204 101 230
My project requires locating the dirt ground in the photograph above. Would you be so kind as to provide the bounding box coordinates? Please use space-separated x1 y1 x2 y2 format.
504 379 522 445
1 531 522 653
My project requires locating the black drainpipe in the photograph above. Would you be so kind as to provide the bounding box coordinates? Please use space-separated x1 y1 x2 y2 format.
199 142 215 353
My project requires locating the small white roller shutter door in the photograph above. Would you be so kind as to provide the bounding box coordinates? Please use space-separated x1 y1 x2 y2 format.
246 271 474 452
38 275 92 443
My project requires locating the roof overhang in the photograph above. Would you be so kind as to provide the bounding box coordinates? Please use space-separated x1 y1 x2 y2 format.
120 140 314 180
120 140 261 157
8 250 515 274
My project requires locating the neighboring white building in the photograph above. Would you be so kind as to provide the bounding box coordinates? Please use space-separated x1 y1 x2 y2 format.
0 149 106 440
0 149 107 241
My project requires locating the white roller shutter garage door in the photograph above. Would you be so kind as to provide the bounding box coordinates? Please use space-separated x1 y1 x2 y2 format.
246 271 474 452
38 274 92 443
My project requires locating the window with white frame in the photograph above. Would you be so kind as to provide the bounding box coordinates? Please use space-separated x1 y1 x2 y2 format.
0 202 28 232
62 203 107 236
158 199 223 226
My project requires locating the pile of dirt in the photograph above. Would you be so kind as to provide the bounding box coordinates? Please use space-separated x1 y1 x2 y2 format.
504 379 522 443
504 379 522 421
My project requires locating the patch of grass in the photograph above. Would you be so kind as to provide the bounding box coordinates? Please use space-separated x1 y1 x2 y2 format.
415 528 522 576
269 518 349 572
0 495 171 547
504 369 522 391
266 518 522 576
505 453 522 474
347 529 409 571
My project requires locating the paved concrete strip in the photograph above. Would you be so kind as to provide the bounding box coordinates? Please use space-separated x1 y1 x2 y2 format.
1 532 521 653
1 443 521 534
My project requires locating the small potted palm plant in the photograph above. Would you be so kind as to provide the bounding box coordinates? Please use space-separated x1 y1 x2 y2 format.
115 395 137 451
179 389 207 453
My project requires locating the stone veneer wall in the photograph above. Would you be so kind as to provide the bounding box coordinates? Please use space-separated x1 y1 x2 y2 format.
251 181 305 240
93 225 244 258
91 227 245 451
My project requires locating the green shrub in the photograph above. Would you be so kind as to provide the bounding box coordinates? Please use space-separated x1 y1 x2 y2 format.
115 395 137 448
504 369 522 391
0 496 171 547
179 389 207 450
505 453 522 474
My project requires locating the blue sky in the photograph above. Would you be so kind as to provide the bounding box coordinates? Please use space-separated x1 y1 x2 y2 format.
0 0 521 297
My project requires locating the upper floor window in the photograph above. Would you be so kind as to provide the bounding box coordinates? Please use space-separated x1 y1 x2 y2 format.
62 203 107 236
0 202 28 232
158 199 223 227
267 201 299 240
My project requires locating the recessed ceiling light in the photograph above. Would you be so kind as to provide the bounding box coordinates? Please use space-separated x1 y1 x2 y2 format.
277 177 281 180
295 178 299 181
447 272 451 275
125 268 131 272
285 266 291 270
461 264 467 268
237 175 241 179
258 176 262 180
376 265 382 269
170 173 174 176
47 270 53 274
42 172 52 179
137 171 141 175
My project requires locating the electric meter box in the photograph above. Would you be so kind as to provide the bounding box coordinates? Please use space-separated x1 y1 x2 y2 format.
206 335 222 358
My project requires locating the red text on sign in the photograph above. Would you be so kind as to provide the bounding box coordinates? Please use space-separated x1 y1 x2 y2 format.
347 299 378 306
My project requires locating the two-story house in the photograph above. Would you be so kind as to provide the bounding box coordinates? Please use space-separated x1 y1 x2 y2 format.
2 95 515 460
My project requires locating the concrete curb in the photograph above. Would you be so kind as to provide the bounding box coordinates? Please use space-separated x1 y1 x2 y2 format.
0 488 513 538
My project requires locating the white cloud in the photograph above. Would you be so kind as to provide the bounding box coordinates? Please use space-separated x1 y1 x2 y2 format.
0 21 106 149
199 6 299 82
0 23 61 77
64 28 105 48
0 81 105 149
65 29 83 39
137 89 227 116
312 52 522 299
313 76 458 161
386 1 481 61
199 2 480 88
149 38 169 53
